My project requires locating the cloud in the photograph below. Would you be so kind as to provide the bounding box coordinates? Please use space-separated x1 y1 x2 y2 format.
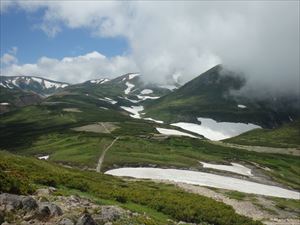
1 47 18 66
1 1 299 96
1 51 137 83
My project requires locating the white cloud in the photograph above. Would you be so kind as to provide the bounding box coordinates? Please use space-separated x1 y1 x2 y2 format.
1 51 137 83
1 46 18 66
1 1 299 96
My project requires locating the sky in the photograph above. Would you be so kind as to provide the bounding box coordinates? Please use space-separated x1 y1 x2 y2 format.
0 1 299 97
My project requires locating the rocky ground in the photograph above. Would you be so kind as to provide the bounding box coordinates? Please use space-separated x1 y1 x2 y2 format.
0 187 190 225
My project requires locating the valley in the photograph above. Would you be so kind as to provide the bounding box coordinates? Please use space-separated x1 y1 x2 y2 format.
0 68 299 225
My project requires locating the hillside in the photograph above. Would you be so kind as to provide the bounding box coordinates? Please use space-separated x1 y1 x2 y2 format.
225 120 300 148
0 87 42 113
144 65 300 128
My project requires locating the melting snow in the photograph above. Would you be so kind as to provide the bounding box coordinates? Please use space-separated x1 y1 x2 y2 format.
0 102 10 105
38 155 49 160
143 118 164 124
171 118 261 141
200 162 252 176
128 73 139 80
156 128 197 138
98 97 118 105
137 95 160 101
125 82 135 94
105 167 300 199
90 78 109 84
121 106 144 119
140 89 153 95
238 104 247 109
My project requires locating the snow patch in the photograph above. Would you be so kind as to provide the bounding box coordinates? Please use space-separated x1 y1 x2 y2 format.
140 89 153 95
0 102 10 105
143 118 164 124
137 95 160 101
38 155 49 160
200 161 252 176
121 106 144 119
171 118 261 141
125 82 135 94
98 97 117 105
128 73 139 80
156 128 197 138
90 78 109 84
238 104 247 109
106 167 300 199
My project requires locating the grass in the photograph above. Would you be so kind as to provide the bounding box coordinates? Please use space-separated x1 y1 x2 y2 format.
226 120 300 148
0 151 262 225
102 136 300 190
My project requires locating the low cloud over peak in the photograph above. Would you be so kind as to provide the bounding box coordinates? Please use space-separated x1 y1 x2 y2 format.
1 1 299 96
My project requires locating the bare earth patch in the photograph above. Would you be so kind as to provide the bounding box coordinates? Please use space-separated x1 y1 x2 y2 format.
172 182 299 225
72 122 119 134
63 108 82 113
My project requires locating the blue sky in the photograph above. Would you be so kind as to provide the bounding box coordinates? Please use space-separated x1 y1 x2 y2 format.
1 8 129 64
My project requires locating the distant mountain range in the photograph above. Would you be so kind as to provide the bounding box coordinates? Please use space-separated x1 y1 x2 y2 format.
1 66 299 128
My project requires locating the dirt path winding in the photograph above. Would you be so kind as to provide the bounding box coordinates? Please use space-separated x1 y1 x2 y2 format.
96 136 119 173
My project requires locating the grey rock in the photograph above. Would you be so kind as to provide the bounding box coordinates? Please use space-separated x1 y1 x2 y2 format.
22 197 38 211
36 202 63 220
0 193 23 211
76 213 98 225
40 202 63 216
58 218 74 225
95 206 125 223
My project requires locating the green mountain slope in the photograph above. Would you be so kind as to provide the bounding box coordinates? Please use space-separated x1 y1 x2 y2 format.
0 151 261 225
225 120 300 148
0 87 42 113
144 65 300 128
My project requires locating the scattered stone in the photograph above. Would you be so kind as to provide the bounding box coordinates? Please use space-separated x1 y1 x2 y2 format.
58 218 75 225
39 202 63 217
0 193 23 211
76 213 98 225
95 205 125 223
22 196 38 211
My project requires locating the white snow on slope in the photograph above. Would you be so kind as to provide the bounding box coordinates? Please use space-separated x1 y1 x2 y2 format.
0 102 10 105
128 73 139 80
31 77 42 84
171 118 261 141
200 161 252 176
144 118 164 124
43 79 68 89
121 106 144 119
238 104 247 109
90 78 109 84
125 82 135 94
140 89 153 95
137 95 160 100
105 167 300 199
38 155 49 160
98 97 117 104
156 128 197 138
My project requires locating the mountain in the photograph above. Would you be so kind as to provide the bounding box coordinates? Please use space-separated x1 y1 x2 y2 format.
144 65 300 128
0 76 69 96
64 73 172 107
0 87 42 113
